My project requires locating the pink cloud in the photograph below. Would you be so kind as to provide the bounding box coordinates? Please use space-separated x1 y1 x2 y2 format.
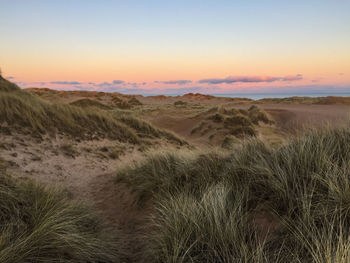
198 74 303 84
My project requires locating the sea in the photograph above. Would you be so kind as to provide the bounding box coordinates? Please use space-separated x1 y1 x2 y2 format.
212 93 350 100
153 93 350 100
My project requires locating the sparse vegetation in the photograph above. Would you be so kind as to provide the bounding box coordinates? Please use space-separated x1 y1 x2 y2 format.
109 148 122 159
116 114 187 145
191 121 206 134
221 134 238 148
224 114 253 127
224 114 256 137
248 105 274 125
115 99 132 109
194 105 273 139
174 100 188 107
208 113 224 122
70 98 112 110
128 97 143 106
60 143 78 157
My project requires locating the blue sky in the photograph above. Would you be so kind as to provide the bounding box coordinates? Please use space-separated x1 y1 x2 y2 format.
1 0 349 94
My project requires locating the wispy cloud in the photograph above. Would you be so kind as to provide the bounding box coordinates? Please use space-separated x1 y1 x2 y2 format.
96 81 113 87
155 80 192 85
112 80 125 85
198 74 303 84
74 85 95 91
6 76 15 79
50 81 82 85
108 86 212 95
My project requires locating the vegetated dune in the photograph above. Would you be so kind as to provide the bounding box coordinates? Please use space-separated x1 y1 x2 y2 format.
3 76 350 262
1 77 185 145
189 105 275 146
116 126 350 262
1 79 137 142
0 77 187 262
27 87 143 109
141 103 284 148
142 93 253 105
70 98 113 110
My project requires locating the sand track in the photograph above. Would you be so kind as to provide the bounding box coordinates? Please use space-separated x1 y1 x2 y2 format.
0 133 151 262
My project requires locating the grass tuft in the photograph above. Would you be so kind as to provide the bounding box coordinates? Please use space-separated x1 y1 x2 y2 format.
0 162 121 262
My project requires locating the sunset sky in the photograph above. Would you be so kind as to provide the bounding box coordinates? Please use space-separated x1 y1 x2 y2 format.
1 0 349 95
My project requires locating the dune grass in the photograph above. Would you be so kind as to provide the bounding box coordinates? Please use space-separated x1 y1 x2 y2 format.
116 125 350 262
116 114 187 145
0 76 20 92
149 185 269 263
115 149 230 204
0 77 186 145
248 105 274 125
196 105 273 140
70 98 112 110
0 161 121 262
0 90 139 142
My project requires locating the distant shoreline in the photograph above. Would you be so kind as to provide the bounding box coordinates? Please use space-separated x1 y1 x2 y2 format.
144 93 350 100
24 86 350 101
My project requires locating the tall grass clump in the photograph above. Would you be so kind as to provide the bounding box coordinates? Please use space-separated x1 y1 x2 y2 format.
115 149 229 204
117 125 350 262
248 105 274 125
149 184 278 263
0 163 121 262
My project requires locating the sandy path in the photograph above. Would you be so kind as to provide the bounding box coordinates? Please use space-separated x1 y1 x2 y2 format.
0 133 152 262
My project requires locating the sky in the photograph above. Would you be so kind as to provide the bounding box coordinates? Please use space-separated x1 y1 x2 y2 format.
1 0 349 95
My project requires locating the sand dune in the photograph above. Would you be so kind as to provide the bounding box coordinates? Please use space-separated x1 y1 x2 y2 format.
2 79 350 262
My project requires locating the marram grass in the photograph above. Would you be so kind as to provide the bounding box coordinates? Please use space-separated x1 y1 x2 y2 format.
117 125 350 262
0 163 121 262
